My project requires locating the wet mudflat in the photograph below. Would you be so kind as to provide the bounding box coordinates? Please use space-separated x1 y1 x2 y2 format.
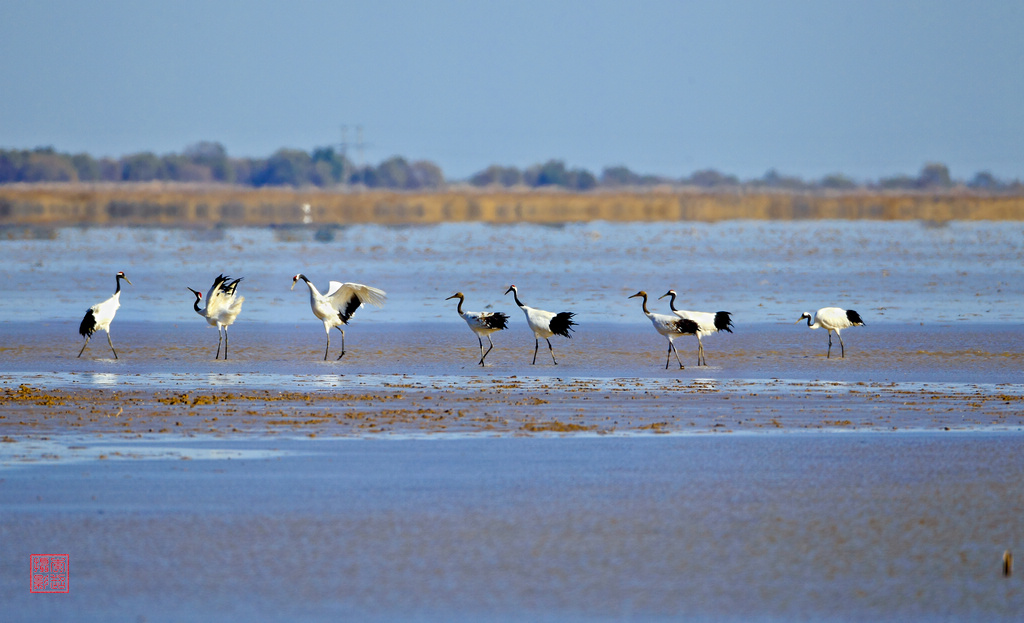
3 435 1024 622
1 221 1023 620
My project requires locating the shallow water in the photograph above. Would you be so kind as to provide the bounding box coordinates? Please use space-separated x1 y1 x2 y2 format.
2 222 1023 621
4 434 1024 622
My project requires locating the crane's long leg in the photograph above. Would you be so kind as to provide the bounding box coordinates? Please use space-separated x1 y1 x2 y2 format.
78 336 91 358
670 341 684 369
336 328 346 360
479 336 495 366
697 337 706 366
826 331 833 359
324 331 331 361
216 328 223 360
837 331 845 358
107 332 118 359
532 338 539 365
665 342 672 369
223 327 229 360
547 338 558 365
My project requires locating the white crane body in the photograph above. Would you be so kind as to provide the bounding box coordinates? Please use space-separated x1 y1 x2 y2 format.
78 271 131 359
797 307 865 358
189 274 244 359
292 274 386 360
630 291 700 369
504 285 576 365
659 290 733 366
446 292 509 366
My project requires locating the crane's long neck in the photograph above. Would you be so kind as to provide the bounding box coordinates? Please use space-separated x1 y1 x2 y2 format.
638 293 651 315
193 296 204 315
454 296 465 314
300 276 321 299
114 275 123 295
666 292 678 312
510 289 525 308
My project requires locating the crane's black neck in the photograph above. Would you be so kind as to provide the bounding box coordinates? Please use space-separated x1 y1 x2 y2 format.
665 291 677 312
114 274 124 294
637 293 651 315
509 288 525 308
454 296 465 314
193 296 203 313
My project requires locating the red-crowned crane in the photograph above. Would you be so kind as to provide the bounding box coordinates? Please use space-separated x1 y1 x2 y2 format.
292 274 386 360
796 307 865 358
629 291 700 369
504 284 577 365
446 292 510 366
659 290 734 366
188 274 245 360
78 271 132 359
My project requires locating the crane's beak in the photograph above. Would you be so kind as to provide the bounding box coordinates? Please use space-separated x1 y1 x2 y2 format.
658 292 671 300
504 286 514 295
445 293 460 301
188 288 201 298
628 291 643 299
290 277 298 291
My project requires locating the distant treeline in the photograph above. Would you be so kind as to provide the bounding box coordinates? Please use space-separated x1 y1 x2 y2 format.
1 143 1021 192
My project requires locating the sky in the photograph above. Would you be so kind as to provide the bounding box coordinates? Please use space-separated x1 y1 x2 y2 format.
1 1 1022 182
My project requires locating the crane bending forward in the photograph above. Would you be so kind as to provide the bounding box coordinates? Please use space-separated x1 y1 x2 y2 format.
504 284 577 365
797 307 865 358
188 274 245 360
78 271 132 359
292 274 386 360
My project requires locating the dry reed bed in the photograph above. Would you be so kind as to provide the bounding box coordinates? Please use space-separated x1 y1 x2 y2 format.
2 184 1024 226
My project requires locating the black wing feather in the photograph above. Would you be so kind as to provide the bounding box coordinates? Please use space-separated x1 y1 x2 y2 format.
338 294 362 324
79 308 97 337
846 309 865 325
481 312 509 330
549 311 577 338
674 317 699 334
714 311 734 333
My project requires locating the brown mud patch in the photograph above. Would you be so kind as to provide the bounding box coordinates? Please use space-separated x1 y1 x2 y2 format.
2 379 1022 439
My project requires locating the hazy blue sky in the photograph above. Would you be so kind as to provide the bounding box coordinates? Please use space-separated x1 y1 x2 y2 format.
2 1 1022 181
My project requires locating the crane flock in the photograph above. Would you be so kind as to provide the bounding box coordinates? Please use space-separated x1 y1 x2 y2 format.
75 271 865 365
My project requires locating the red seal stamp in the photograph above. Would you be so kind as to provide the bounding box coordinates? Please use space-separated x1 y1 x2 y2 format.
30 554 69 593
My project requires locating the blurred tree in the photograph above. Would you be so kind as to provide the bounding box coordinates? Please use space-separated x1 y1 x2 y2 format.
878 174 917 190
121 152 168 181
22 151 78 182
470 165 522 187
533 160 569 187
601 165 642 187
410 160 445 189
917 162 952 188
71 153 101 181
567 168 597 191
374 156 413 189
252 149 314 186
185 142 233 183
686 169 739 188
967 171 1001 190
818 173 857 190
754 169 806 190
